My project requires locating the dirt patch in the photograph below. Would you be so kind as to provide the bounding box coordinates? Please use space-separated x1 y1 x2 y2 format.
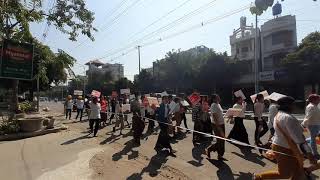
89 146 191 180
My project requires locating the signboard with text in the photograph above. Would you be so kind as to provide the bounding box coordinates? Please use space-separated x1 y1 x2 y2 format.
91 90 101 97
120 89 130 95
0 39 34 80
188 93 201 106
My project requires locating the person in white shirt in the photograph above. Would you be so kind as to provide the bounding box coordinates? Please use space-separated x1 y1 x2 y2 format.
89 97 101 137
75 96 84 121
113 99 124 135
254 96 317 180
64 95 73 120
206 94 225 160
268 100 278 141
254 94 268 146
227 96 249 144
303 94 320 157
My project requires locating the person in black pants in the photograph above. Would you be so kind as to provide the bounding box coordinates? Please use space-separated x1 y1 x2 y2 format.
89 97 101 137
109 98 116 124
254 94 268 145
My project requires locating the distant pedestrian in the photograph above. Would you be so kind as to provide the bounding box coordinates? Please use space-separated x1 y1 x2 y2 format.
109 97 116 124
154 96 176 157
89 97 101 137
192 95 202 145
302 94 320 158
113 99 124 135
206 94 225 160
254 94 268 146
64 95 73 120
227 96 249 144
180 104 189 132
100 96 108 126
147 104 156 132
75 96 84 121
131 95 145 146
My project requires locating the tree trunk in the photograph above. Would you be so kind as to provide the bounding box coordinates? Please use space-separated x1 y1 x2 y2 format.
10 79 19 112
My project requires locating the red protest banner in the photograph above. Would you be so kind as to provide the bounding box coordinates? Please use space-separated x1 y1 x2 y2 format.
91 90 101 97
188 93 201 106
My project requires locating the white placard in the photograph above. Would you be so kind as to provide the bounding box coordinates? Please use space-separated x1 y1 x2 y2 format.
181 100 190 107
74 90 83 96
122 104 131 112
129 95 135 100
234 90 246 99
120 89 130 95
161 91 169 97
224 108 244 117
250 90 269 103
266 92 286 101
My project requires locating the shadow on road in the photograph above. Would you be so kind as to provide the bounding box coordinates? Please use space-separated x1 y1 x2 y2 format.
112 139 139 161
126 151 169 180
99 133 122 145
207 159 234 179
60 134 91 145
187 142 210 167
231 146 266 167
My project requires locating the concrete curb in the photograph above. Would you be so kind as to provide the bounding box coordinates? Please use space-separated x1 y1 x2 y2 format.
0 126 67 141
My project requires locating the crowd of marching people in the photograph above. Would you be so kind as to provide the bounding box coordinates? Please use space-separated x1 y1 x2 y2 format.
63 90 320 179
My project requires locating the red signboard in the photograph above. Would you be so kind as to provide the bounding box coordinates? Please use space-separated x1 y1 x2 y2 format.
188 93 201 106
91 90 101 97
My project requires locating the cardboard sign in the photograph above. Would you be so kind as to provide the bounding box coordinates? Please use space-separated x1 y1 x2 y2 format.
122 104 131 112
161 91 169 97
225 108 244 117
129 94 136 100
181 100 190 107
147 97 160 107
74 90 83 96
120 89 130 95
112 91 118 98
188 93 201 106
234 89 246 99
250 90 269 103
266 92 286 101
91 90 101 97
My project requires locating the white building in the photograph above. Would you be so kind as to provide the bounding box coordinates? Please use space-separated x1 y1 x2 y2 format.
261 15 297 71
85 60 124 82
230 13 297 84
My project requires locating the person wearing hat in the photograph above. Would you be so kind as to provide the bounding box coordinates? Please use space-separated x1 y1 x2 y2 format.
303 94 320 158
254 96 317 180
75 96 84 121
64 95 73 120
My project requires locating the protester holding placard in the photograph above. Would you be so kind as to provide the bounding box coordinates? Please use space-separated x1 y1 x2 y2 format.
206 94 226 160
75 96 84 121
88 97 101 137
154 96 176 157
254 94 268 146
227 96 249 144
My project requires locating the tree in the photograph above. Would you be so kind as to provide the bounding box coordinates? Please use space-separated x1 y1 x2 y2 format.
0 0 96 111
134 69 155 94
114 77 134 93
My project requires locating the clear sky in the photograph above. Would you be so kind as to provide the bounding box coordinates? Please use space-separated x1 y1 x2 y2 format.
30 0 320 81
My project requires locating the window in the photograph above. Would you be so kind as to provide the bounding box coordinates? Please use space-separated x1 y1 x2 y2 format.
241 47 249 53
272 31 293 46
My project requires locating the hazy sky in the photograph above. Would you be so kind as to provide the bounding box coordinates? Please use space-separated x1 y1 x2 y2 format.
30 0 320 80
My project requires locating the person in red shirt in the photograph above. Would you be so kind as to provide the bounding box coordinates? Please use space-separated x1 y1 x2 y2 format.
100 96 108 127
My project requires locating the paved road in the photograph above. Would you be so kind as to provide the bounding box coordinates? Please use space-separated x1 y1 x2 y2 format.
0 102 318 180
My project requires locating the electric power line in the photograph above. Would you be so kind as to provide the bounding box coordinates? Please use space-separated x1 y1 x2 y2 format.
96 0 220 60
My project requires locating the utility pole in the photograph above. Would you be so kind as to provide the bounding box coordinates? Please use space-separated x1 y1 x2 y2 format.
254 14 259 94
37 76 40 112
137 46 141 74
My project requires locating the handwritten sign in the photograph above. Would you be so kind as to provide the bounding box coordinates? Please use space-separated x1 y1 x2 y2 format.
267 92 286 101
146 97 160 107
120 89 130 95
234 89 246 99
122 104 131 112
225 108 244 117
188 93 201 106
91 90 101 97
250 90 269 103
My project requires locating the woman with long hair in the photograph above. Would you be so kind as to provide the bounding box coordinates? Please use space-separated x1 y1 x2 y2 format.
254 96 317 179
227 96 249 144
